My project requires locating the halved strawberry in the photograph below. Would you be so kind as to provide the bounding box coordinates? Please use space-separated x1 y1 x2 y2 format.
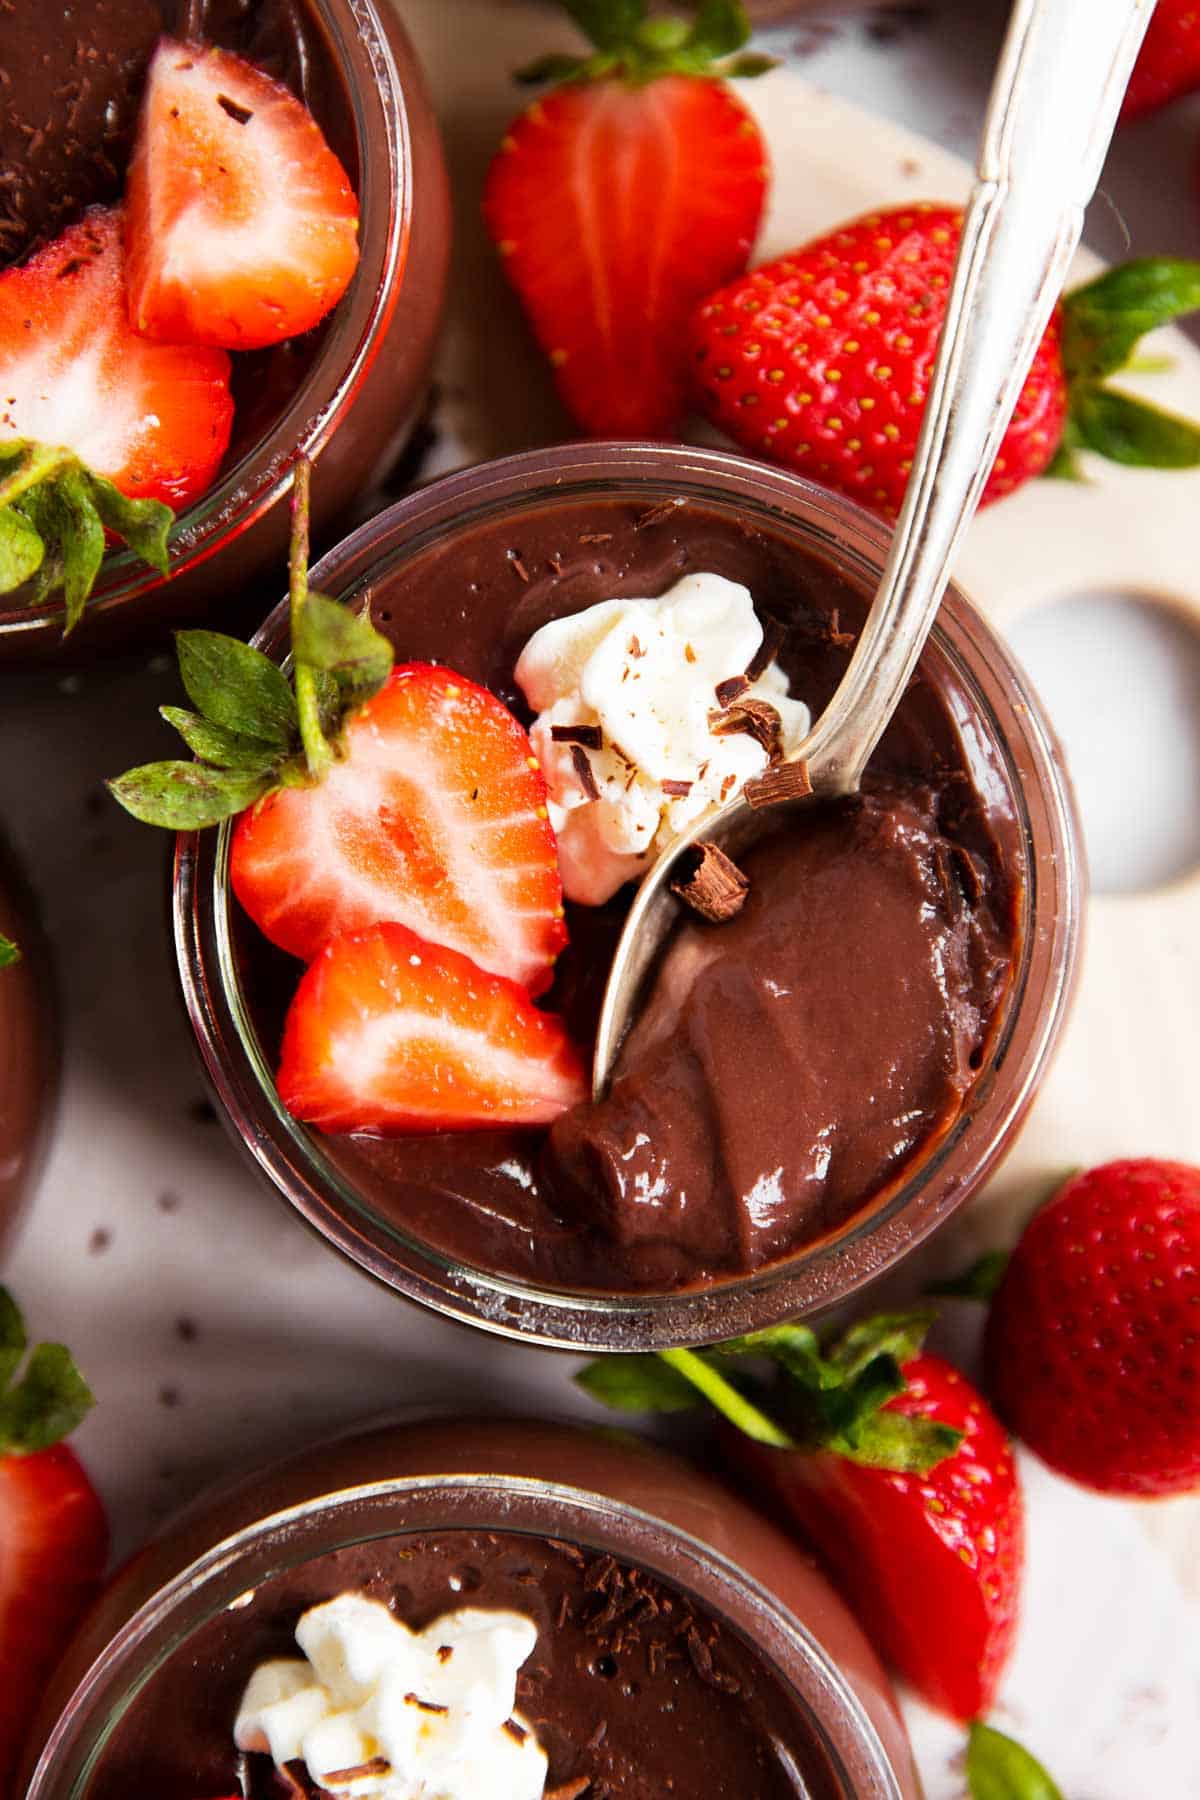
231 663 568 994
0 1292 106 1789
0 206 233 511
278 922 587 1135
125 38 360 351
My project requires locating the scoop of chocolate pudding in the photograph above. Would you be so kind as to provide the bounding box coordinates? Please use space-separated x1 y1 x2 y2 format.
84 1530 836 1800
235 496 1020 1293
548 786 1011 1283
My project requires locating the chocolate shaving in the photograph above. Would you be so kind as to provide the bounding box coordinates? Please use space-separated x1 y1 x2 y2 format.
709 697 784 762
546 1780 592 1800
548 552 565 575
579 531 613 544
549 1538 587 1565
661 779 693 798
635 497 686 530
322 1759 392 1786
670 842 750 924
587 1720 609 1750
827 607 857 649
627 635 645 659
684 1625 742 1694
570 744 601 801
216 92 254 124
503 1719 529 1744
405 1693 449 1713
551 723 603 749
744 759 812 810
436 1644 454 1662
508 550 530 583
744 617 786 682
952 843 984 905
714 674 750 708
280 1762 331 1799
556 1590 572 1628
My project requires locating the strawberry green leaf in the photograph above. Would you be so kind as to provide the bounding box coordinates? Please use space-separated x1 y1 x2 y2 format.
108 760 275 830
175 630 299 749
575 1352 703 1413
1063 258 1200 382
680 0 751 59
159 707 282 773
88 476 172 578
966 1723 1063 1800
291 590 394 702
1071 387 1200 469
928 1249 1010 1301
0 1341 95 1455
831 1409 963 1475
562 0 648 51
0 933 19 970
723 50 778 75
516 51 592 84
0 1289 27 1390
826 1309 936 1380
57 467 107 635
0 504 45 593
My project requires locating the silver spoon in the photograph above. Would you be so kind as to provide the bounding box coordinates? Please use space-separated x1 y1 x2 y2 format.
592 0 1153 1098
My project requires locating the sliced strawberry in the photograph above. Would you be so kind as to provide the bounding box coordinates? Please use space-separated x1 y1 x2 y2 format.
0 1444 108 1782
231 663 568 994
0 207 233 511
278 922 587 1135
483 72 767 437
125 38 360 351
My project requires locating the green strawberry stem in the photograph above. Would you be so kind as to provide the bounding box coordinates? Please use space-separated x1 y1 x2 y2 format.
578 1309 964 1475
107 459 394 832
517 0 776 86
0 1287 94 1456
966 1722 1063 1800
0 933 19 969
0 439 174 634
288 460 333 784
1056 258 1200 474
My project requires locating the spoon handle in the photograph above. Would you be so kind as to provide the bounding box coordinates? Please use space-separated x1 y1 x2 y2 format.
801 0 1154 796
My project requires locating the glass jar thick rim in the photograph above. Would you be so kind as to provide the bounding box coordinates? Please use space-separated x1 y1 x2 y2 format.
174 443 1085 1350
0 0 413 642
25 1471 902 1800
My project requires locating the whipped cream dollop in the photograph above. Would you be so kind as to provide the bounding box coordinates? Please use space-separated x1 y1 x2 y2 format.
234 1592 547 1800
515 573 810 904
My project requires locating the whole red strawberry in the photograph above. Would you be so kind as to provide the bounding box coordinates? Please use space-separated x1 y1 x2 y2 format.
579 1311 1023 1721
0 1289 106 1789
985 1159 1200 1497
690 204 1200 518
483 0 772 437
1122 0 1200 120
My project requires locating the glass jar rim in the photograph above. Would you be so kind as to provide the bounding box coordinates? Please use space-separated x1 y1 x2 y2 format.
0 0 413 641
174 443 1085 1349
26 1470 903 1800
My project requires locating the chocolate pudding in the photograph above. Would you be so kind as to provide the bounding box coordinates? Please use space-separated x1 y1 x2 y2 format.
0 840 56 1253
22 1420 919 1797
234 495 1019 1293
87 1531 834 1798
0 0 449 656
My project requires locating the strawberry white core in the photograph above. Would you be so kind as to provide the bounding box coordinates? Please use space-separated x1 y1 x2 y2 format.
235 1592 547 1799
515 573 810 904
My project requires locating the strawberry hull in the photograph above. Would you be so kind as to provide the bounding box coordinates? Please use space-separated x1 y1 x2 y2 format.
174 445 1084 1351
0 0 450 660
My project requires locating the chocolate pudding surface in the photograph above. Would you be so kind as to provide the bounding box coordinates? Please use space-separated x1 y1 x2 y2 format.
0 0 357 467
235 496 1021 1292
85 1529 837 1799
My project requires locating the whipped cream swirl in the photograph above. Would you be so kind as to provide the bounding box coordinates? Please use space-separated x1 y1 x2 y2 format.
234 1592 547 1799
515 573 809 904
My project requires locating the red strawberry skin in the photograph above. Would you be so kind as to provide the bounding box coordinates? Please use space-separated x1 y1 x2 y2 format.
125 39 360 350
986 1159 1200 1497
690 203 1067 518
726 1355 1023 1720
0 207 233 510
1122 0 1200 120
0 1444 108 1787
484 74 767 437
231 664 568 993
278 922 587 1135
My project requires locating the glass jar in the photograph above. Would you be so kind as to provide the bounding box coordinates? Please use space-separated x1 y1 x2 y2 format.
175 443 1083 1349
0 0 451 661
21 1417 919 1798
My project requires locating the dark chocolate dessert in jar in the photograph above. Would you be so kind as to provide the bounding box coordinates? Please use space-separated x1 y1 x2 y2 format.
0 0 450 659
176 444 1083 1349
19 1418 920 1798
0 837 56 1252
